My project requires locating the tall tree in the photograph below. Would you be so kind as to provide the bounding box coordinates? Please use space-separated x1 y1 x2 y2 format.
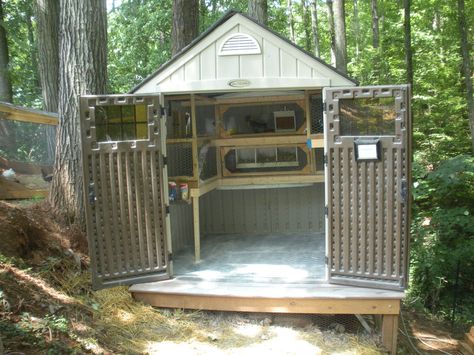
352 0 359 57
171 0 199 56
50 0 107 223
326 0 336 66
301 0 312 52
248 0 267 25
34 0 59 163
310 0 320 57
332 0 347 73
0 0 14 156
457 0 474 151
404 0 413 88
287 0 295 43
371 0 379 48
0 0 12 103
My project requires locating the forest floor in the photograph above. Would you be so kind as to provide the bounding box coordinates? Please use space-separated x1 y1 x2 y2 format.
0 200 467 354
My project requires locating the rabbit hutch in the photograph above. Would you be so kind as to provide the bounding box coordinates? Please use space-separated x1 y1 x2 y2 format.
79 11 410 353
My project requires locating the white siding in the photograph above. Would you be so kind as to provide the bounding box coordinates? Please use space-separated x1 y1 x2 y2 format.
133 13 355 94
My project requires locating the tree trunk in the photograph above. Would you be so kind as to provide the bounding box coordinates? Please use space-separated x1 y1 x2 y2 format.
301 0 312 52
0 0 12 103
0 0 15 157
404 0 413 89
310 0 320 57
248 0 267 25
171 0 199 56
34 0 59 164
457 0 474 152
353 0 359 57
333 0 347 73
50 0 107 225
371 0 379 48
326 0 336 67
287 0 295 43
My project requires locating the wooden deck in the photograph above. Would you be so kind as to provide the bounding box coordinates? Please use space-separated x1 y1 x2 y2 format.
130 278 404 354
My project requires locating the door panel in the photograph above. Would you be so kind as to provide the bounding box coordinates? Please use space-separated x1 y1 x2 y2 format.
80 95 171 289
324 86 410 290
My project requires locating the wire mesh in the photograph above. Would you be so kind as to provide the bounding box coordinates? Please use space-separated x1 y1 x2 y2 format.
167 142 193 177
310 94 324 134
199 144 217 181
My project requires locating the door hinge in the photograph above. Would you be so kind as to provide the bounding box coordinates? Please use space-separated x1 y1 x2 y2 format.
168 253 173 262
325 256 328 265
325 205 328 216
160 105 166 117
324 153 327 165
162 155 167 166
165 205 170 215
322 102 327 112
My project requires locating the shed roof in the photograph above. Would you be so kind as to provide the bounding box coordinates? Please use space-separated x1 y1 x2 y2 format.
131 10 357 94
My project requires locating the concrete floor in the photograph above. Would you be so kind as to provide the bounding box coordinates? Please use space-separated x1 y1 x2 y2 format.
174 232 326 284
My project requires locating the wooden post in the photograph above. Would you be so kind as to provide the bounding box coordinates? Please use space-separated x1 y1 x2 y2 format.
381 314 399 354
192 195 200 262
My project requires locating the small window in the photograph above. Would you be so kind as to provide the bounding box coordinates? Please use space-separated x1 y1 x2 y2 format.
339 97 396 136
219 33 261 56
95 104 148 142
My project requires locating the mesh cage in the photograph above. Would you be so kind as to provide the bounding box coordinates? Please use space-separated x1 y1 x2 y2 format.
196 104 216 137
167 100 192 139
167 142 193 177
310 94 324 134
198 143 217 181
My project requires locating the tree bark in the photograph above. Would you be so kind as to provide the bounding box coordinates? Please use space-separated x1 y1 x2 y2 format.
287 0 295 43
50 0 107 224
171 0 199 56
353 0 359 57
34 0 59 164
248 0 267 25
301 0 312 52
404 0 413 89
332 0 347 73
457 0 474 152
326 0 336 67
371 0 379 48
0 0 12 103
0 0 15 156
310 0 320 57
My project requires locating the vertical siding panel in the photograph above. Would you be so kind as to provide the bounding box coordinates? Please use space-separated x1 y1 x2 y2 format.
351 150 359 273
359 162 367 274
133 151 146 270
377 158 384 276
394 148 403 277
297 60 312 78
386 148 394 276
263 39 280 77
109 152 122 273
368 162 376 274
200 44 216 80
116 152 130 270
333 148 341 272
184 55 200 81
91 154 105 276
141 151 154 269
280 51 297 77
125 152 138 272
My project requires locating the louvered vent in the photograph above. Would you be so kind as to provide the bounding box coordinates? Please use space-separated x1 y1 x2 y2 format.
219 33 261 56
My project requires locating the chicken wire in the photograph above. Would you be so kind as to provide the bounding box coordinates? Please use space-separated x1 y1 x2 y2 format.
167 142 194 177
310 94 324 134
198 143 217 181
0 117 56 165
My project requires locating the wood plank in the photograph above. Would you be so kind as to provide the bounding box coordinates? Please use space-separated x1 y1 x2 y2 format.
215 94 305 105
192 195 200 262
132 291 401 315
213 135 307 147
190 177 219 198
220 174 324 186
0 188 48 200
191 94 199 181
381 314 399 354
0 101 58 125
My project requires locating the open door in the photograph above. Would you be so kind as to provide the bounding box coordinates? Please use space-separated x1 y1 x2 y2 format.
324 85 411 290
80 94 172 289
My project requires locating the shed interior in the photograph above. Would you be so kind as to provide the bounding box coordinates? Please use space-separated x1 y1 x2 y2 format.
164 90 328 282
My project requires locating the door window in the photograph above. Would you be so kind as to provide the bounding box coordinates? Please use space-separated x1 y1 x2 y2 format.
95 104 148 142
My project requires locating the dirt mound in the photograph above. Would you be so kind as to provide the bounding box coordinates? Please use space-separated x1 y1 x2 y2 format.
0 201 87 264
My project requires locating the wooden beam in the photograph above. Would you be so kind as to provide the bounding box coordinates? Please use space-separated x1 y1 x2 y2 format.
216 94 305 105
192 195 200 262
220 174 324 186
0 102 58 125
132 292 401 315
190 177 219 198
214 135 307 147
381 314 399 354
0 188 48 200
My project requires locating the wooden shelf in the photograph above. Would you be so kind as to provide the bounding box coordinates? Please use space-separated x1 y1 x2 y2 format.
214 135 307 147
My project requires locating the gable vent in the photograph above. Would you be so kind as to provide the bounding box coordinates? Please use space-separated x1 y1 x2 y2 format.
219 33 261 56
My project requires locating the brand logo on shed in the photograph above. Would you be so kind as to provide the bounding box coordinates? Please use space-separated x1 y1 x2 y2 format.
228 79 251 88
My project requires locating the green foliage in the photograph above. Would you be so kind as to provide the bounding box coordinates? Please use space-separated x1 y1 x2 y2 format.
410 155 474 323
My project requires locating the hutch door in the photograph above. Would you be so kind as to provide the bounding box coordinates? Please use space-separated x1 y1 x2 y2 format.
324 85 411 290
80 94 172 290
